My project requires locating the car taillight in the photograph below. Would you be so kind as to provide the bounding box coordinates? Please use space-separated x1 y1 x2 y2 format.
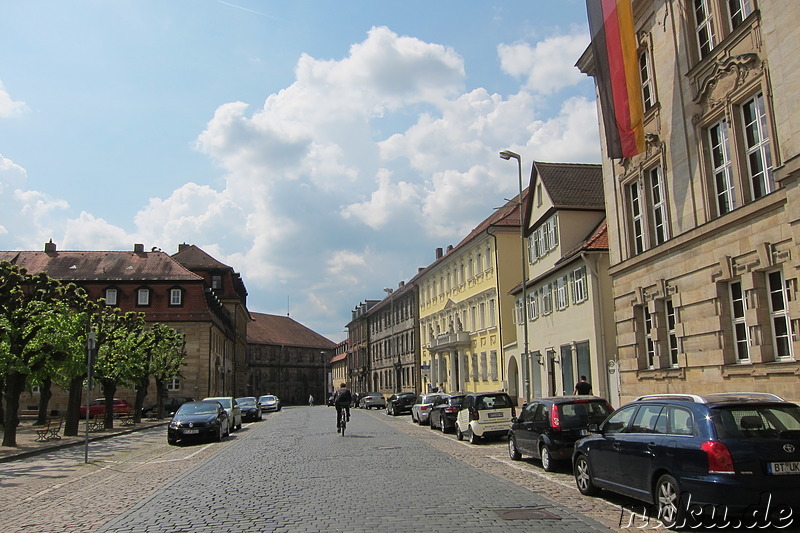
470 409 479 421
550 405 561 431
701 441 735 474
421 405 429 411
444 406 458 413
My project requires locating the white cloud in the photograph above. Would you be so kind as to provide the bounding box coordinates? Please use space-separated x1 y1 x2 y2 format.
340 169 421 229
0 81 29 118
498 30 589 94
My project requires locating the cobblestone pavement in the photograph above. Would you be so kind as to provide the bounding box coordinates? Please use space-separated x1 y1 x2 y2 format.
91 407 615 533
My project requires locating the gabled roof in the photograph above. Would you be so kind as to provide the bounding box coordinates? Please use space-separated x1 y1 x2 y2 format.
532 162 604 210
172 244 231 270
248 312 336 349
0 250 202 282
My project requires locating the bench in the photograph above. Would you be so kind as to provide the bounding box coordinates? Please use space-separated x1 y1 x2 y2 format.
119 409 136 426
87 415 105 432
34 418 63 442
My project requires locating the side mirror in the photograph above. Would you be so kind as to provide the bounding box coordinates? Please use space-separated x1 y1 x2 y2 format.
511 416 518 424
586 423 600 433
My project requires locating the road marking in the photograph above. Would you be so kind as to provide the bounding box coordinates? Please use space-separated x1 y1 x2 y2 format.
100 443 215 465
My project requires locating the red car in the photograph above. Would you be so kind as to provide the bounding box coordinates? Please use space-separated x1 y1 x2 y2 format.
80 398 131 418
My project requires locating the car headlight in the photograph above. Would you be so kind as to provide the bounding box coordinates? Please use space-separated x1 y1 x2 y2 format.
169 420 179 428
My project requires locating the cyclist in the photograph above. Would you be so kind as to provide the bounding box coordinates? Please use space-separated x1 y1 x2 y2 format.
332 383 352 432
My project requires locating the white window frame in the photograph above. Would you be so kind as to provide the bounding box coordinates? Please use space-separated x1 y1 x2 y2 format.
629 180 646 254
555 276 568 311
730 280 750 362
105 288 118 306
694 0 716 59
137 288 150 306
170 288 182 306
167 377 180 391
640 49 655 111
573 266 588 304
645 307 656 369
728 0 753 29
667 300 680 367
649 166 669 245
742 93 774 200
528 291 539 320
541 284 553 315
709 119 736 216
768 271 794 360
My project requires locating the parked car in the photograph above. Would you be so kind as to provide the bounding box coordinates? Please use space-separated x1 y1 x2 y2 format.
455 391 515 444
258 394 281 412
167 400 229 445
411 393 447 425
386 392 417 416
80 398 131 418
203 396 242 432
573 392 800 528
142 396 195 418
508 396 613 471
359 392 386 409
429 393 466 433
236 396 263 422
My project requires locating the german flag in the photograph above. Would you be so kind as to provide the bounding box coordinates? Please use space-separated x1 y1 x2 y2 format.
586 0 644 159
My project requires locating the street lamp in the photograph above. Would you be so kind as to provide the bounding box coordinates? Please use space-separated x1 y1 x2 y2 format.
500 149 530 404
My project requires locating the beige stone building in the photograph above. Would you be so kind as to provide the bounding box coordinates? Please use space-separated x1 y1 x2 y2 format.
578 0 800 403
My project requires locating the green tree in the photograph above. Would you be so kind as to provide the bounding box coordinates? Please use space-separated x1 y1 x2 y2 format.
0 261 85 446
132 324 186 421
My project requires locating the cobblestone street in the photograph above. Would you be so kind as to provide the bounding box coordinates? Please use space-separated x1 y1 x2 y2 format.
2 407 640 533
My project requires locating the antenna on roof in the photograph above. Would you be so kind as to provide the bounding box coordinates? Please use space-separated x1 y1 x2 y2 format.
287 295 290 317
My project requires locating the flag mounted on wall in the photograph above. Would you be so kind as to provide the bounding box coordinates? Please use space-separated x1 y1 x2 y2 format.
586 0 645 159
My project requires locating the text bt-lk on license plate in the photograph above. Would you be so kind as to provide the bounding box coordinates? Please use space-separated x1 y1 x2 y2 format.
768 461 800 475
487 412 503 418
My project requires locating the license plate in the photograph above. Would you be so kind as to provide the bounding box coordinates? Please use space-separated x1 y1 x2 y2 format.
487 412 503 418
768 461 800 475
183 429 200 435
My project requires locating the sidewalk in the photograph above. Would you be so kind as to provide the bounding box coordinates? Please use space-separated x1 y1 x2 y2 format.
0 417 168 463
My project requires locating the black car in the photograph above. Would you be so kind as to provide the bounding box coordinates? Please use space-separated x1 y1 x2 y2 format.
142 396 195 418
167 401 229 445
573 392 800 528
507 396 613 471
236 396 263 422
386 392 417 416
429 393 466 433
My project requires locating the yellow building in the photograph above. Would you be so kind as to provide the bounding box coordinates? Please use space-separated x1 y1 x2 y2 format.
418 194 523 396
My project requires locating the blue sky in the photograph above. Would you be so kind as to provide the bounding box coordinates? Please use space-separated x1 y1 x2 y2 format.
0 0 600 342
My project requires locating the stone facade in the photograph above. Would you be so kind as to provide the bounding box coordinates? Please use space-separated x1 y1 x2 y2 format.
579 0 800 403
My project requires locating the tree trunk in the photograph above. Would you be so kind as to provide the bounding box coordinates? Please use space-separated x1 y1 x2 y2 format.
101 381 117 429
155 378 165 419
0 377 5 427
134 377 148 424
2 372 25 447
36 377 53 425
64 376 85 436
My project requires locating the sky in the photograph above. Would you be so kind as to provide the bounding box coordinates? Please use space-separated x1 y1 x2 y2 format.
0 0 601 342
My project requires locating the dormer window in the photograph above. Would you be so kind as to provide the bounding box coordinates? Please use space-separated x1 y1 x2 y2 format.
211 275 222 290
170 288 183 306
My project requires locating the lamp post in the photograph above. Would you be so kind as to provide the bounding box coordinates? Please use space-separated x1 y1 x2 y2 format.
500 149 530 404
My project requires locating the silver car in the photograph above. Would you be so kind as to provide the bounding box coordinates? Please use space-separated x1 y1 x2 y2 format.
411 393 448 425
359 392 386 410
203 396 243 432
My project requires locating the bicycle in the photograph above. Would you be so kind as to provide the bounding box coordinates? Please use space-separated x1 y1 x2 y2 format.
337 407 347 436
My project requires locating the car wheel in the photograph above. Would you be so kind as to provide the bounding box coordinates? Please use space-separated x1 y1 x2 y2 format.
508 436 522 460
540 445 555 472
468 428 480 444
656 474 686 529
236 420 242 430
441 419 448 433
574 454 600 496
216 425 223 442
456 425 464 441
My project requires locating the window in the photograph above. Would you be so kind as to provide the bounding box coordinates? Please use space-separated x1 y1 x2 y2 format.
167 377 180 391
742 94 774 200
488 298 496 327
104 288 118 306
631 404 666 434
479 302 486 330
644 307 656 369
667 300 680 367
730 281 750 362
211 275 222 290
528 291 539 320
515 297 524 325
640 50 655 111
629 181 646 254
572 266 588 303
137 288 150 306
170 288 182 306
709 119 736 215
541 284 553 315
489 350 497 380
471 353 479 381
555 276 568 311
694 0 716 59
649 166 669 245
728 0 753 29
768 271 794 360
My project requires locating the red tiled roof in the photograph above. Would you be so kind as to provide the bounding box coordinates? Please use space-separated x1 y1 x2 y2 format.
248 312 336 349
330 353 347 363
172 244 231 270
0 250 201 281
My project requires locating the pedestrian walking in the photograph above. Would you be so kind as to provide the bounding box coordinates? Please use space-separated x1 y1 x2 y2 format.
308 394 314 407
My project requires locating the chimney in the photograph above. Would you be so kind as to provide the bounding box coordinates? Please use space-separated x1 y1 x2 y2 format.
446 245 453 253
435 247 443 260
178 243 190 252
398 281 405 288
44 240 57 253
134 243 145 253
